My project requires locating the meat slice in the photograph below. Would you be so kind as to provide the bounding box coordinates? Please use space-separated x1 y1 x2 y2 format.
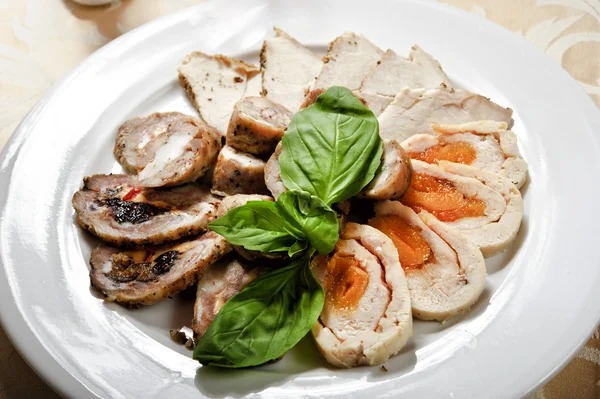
90 231 231 307
264 142 286 199
370 201 486 321
400 160 523 257
72 174 219 247
261 28 323 112
114 112 221 187
192 256 265 340
413 121 527 189
360 140 412 200
357 92 394 117
378 87 513 143
314 33 383 91
178 52 260 134
211 145 269 196
360 46 451 96
311 222 412 368
225 96 292 157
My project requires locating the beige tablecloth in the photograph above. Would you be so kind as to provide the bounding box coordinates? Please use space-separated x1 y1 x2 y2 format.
1 0 599 398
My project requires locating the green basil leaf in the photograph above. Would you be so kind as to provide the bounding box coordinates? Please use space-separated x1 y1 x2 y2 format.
288 239 308 257
276 190 339 255
208 200 302 253
194 253 324 368
279 86 383 205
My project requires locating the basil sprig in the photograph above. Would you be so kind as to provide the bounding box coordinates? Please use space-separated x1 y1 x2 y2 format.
280 86 383 206
208 190 338 256
193 251 323 368
197 87 383 368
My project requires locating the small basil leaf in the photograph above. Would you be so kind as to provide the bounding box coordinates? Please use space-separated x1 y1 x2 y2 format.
208 200 302 253
288 239 308 257
194 253 324 368
279 86 383 205
276 190 339 255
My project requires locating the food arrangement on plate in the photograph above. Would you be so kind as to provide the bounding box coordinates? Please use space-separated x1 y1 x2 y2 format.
72 28 527 369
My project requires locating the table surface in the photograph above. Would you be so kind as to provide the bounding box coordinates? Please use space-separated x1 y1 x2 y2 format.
1 0 599 398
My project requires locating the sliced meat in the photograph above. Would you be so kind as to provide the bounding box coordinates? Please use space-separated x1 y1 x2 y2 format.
114 112 221 187
357 92 394 117
311 222 412 368
360 140 412 200
261 27 323 112
211 145 269 196
178 52 260 134
72 174 219 247
378 86 514 143
192 256 265 340
359 46 451 97
264 141 286 199
370 201 486 321
435 161 524 257
314 33 383 91
225 96 292 157
90 231 232 307
400 160 523 257
415 121 527 189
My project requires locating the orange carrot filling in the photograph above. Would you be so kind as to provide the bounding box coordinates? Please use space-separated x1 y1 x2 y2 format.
325 254 369 311
401 173 486 222
369 215 432 270
408 141 477 165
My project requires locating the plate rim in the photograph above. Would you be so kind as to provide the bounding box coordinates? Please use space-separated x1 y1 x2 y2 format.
1 0 600 398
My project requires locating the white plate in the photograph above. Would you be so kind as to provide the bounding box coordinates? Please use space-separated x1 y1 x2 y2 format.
1 0 600 397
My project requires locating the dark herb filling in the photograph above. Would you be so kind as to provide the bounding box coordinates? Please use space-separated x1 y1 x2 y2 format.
103 198 163 224
107 250 181 283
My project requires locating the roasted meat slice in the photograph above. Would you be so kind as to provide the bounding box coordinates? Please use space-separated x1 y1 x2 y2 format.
211 145 269 196
264 142 286 199
360 140 412 200
370 201 486 321
378 87 513 143
314 32 383 91
192 256 265 340
359 46 451 97
178 52 260 134
261 28 323 112
90 231 231 307
357 92 394 117
400 160 523 257
72 174 219 247
114 112 221 187
411 121 527 189
225 96 292 157
311 223 412 368
216 194 274 217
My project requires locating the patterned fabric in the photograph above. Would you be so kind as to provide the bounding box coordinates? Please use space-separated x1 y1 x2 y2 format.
0 1 598 398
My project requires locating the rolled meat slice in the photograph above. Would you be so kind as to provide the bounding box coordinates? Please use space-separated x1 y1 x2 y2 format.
114 112 221 187
261 28 323 112
311 222 412 368
400 160 523 257
178 52 260 134
90 231 232 307
225 96 292 157
192 256 265 340
211 145 269 196
314 33 383 91
370 201 486 321
402 120 527 189
360 140 412 200
72 174 220 247
378 86 513 143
